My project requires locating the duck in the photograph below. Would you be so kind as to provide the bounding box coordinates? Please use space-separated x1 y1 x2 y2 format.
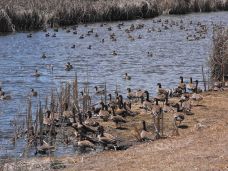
98 101 110 121
33 70 41 77
147 52 153 57
94 86 105 95
79 34 84 39
0 92 11 100
41 53 46 59
140 120 153 141
112 51 117 56
45 33 50 37
73 31 77 34
30 89 38 97
27 33 32 38
65 62 73 71
110 107 127 128
123 73 131 80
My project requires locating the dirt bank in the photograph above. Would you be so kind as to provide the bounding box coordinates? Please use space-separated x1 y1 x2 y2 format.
2 90 228 171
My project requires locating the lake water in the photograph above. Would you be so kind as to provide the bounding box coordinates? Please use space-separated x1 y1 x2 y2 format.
0 12 227 158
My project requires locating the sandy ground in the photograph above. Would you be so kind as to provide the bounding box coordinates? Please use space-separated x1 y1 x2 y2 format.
2 90 228 171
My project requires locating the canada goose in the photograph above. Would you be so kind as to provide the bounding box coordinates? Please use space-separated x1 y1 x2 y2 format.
63 103 73 118
65 62 73 71
180 100 192 115
73 31 77 34
112 51 117 56
151 99 162 117
0 87 4 96
87 45 92 49
66 29 71 33
52 33 56 37
147 52 153 57
173 114 185 128
178 76 186 92
115 95 127 117
77 138 95 150
173 103 185 128
127 88 136 100
95 33 99 37
108 94 117 109
142 91 153 111
74 113 97 135
94 86 105 95
140 120 153 141
136 89 145 101
35 140 55 155
45 33 50 37
79 34 84 39
43 110 54 126
157 83 168 96
84 111 99 127
99 102 110 121
162 99 175 113
186 77 194 91
41 53 46 59
71 44 76 48
111 107 126 128
31 89 38 97
138 35 142 39
97 126 116 146
33 70 41 77
190 93 203 106
123 73 131 80
107 27 112 31
0 92 11 100
27 33 32 38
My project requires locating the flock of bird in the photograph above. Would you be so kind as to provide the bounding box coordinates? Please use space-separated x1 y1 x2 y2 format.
32 75 216 154
24 17 217 76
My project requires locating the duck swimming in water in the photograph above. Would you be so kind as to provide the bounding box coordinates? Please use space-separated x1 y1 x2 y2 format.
65 62 73 71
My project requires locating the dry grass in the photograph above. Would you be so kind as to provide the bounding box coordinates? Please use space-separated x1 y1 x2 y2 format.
2 90 228 170
210 26 228 81
0 0 228 32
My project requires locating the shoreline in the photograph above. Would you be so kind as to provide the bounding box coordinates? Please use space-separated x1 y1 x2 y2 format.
2 90 228 170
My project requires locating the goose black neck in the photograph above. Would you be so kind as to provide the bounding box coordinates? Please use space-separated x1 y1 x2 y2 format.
142 121 147 131
177 104 180 112
195 80 198 93
155 99 159 105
